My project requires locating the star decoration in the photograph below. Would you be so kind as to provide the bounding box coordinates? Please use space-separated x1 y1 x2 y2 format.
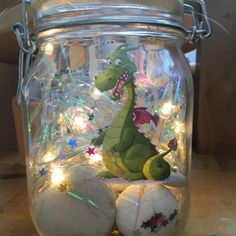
59 184 68 192
141 212 173 233
169 214 175 221
58 154 66 160
58 181 74 192
161 219 169 227
139 186 145 196
169 209 178 221
39 168 47 176
168 138 177 151
86 147 95 156
88 113 95 121
68 139 77 148
111 230 120 236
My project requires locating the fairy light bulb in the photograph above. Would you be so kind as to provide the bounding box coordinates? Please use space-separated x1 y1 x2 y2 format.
42 150 57 162
51 168 65 185
45 43 54 55
159 101 175 120
58 108 89 133
91 88 102 100
73 116 87 130
58 113 64 124
90 153 103 164
153 101 175 148
174 121 185 134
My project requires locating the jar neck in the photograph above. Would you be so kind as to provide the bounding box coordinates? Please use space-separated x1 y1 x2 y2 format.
36 23 185 48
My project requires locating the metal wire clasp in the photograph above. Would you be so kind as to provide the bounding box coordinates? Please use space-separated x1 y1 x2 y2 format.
184 0 212 42
11 0 36 105
11 0 36 54
12 22 36 54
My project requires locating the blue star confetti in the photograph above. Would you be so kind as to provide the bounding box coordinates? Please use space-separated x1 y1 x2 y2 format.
169 209 178 221
68 139 77 148
59 154 66 161
39 168 47 176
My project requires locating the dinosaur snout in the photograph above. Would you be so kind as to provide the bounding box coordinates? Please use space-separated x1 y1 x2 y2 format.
95 72 116 92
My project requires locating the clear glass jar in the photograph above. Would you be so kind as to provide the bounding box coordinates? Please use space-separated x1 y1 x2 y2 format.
20 1 196 235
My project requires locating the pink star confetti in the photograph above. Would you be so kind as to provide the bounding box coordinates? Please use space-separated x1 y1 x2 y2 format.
86 147 95 156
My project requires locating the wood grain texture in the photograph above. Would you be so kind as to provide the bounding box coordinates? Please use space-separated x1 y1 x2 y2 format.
196 0 236 154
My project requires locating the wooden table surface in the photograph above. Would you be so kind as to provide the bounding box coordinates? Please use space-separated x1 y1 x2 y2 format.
0 151 236 236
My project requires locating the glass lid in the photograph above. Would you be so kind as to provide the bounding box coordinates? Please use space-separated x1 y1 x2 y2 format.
31 0 185 32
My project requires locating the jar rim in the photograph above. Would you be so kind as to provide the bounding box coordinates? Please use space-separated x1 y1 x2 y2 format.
35 23 186 46
31 2 185 34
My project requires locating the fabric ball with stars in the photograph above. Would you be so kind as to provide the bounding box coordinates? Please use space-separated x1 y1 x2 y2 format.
34 165 116 236
116 184 179 236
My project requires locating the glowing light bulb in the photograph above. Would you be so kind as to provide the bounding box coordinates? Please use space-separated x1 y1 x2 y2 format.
174 121 185 134
73 116 87 130
90 153 103 164
91 88 102 100
45 43 54 55
58 108 89 133
42 151 57 162
159 102 175 119
51 168 65 185
58 113 64 124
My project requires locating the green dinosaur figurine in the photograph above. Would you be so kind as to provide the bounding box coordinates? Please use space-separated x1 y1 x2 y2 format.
93 45 171 181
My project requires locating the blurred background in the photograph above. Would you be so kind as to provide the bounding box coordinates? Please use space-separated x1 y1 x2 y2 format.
0 0 236 235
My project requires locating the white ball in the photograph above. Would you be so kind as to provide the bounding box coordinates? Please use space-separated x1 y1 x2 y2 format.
116 184 178 236
33 165 116 236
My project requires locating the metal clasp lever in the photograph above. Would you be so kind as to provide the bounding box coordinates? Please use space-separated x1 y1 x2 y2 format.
184 0 212 42
11 0 35 54
11 0 36 105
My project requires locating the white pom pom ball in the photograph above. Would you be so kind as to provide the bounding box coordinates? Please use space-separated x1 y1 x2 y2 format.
34 165 116 236
116 184 179 236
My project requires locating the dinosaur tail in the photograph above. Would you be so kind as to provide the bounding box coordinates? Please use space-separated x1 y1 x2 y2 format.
143 149 171 180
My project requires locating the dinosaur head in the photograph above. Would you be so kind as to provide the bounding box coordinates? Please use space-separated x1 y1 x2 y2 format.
95 45 137 101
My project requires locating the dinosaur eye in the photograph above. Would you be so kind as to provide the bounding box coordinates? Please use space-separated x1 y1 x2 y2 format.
107 59 112 65
114 58 122 66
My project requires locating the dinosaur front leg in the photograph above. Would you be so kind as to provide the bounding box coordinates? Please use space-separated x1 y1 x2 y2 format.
91 132 106 146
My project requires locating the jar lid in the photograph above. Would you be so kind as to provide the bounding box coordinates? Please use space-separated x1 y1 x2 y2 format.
31 0 185 33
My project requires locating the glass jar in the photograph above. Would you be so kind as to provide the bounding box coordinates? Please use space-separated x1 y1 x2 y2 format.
15 1 210 235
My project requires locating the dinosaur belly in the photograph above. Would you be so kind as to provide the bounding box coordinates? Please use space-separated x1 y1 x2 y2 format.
122 142 157 173
103 125 122 152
